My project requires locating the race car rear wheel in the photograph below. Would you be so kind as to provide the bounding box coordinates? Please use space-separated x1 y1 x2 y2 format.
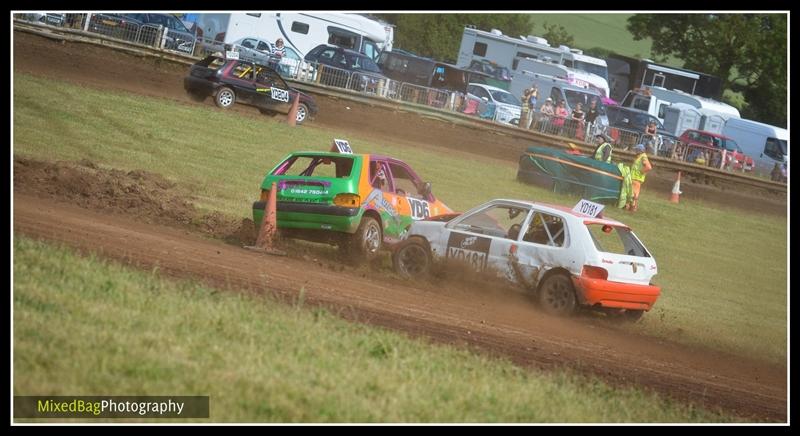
538 273 577 316
215 87 236 109
346 216 382 262
392 239 432 279
295 103 309 125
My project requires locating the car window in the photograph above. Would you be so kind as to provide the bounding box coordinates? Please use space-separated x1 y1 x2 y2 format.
197 56 225 70
388 163 423 199
369 161 393 191
254 66 287 88
455 204 530 240
230 63 255 80
241 39 257 49
490 89 520 105
319 48 337 61
273 155 354 178
522 212 566 247
587 224 650 257
283 47 301 61
256 41 271 52
764 138 785 160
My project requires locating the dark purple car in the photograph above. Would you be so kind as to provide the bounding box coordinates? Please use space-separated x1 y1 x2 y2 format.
184 55 318 125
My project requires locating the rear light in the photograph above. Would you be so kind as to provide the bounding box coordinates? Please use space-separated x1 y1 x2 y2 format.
260 189 270 202
333 193 361 208
581 265 608 280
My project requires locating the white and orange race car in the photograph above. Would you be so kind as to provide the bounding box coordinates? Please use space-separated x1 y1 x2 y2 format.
392 199 661 320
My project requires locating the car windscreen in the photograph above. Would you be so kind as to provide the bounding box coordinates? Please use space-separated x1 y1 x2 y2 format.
490 90 521 106
565 90 603 112
347 53 382 73
587 224 650 257
273 156 354 179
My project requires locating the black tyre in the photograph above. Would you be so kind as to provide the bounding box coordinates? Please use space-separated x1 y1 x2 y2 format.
214 86 236 109
392 239 432 279
295 102 310 125
538 273 577 316
346 216 382 262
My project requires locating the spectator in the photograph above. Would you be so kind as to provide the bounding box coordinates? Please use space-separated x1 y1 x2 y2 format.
571 103 585 139
526 85 539 129
536 97 555 132
553 100 569 135
272 38 286 59
626 144 653 212
520 88 531 130
585 98 600 136
540 97 555 115
643 120 658 148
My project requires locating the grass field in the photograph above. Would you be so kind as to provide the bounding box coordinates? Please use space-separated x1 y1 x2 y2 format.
12 72 787 364
13 236 734 422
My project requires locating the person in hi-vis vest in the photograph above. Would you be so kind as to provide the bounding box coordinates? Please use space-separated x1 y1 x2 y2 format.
627 143 653 212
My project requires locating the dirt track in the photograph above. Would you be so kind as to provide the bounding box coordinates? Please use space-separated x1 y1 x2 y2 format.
12 30 788 421
12 175 787 421
13 30 787 215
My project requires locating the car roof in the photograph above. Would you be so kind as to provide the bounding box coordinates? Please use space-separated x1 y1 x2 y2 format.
491 199 630 228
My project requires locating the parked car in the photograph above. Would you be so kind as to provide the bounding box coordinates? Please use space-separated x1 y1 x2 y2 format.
677 129 754 171
465 59 512 91
304 44 387 94
224 37 313 79
89 13 196 54
598 105 678 156
253 148 452 260
465 83 522 126
183 55 318 124
392 198 661 320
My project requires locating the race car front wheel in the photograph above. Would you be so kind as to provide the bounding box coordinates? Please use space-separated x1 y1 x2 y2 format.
538 273 577 316
215 87 236 109
295 103 309 125
393 239 432 279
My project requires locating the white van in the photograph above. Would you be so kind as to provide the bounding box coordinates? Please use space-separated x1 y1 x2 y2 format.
722 118 788 176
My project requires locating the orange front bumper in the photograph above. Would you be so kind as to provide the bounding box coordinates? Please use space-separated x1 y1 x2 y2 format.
573 276 661 311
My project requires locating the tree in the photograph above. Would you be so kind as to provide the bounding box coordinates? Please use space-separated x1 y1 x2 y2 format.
541 23 574 48
627 13 786 127
375 14 530 63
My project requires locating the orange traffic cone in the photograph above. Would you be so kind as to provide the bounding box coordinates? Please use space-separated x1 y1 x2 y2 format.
670 171 682 203
287 93 300 127
246 182 286 256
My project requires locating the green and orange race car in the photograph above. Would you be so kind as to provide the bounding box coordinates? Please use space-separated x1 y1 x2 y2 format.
253 143 452 260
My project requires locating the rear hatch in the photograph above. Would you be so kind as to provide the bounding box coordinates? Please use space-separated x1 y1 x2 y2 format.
585 224 657 285
262 154 360 205
190 55 226 80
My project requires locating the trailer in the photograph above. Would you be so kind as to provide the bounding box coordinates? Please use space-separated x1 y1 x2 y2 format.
606 54 722 102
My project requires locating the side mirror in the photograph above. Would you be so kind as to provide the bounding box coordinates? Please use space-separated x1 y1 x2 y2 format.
420 182 432 197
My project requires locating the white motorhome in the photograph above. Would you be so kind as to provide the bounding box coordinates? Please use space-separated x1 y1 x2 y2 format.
193 13 391 61
622 86 740 126
514 57 609 98
456 27 609 86
722 118 788 176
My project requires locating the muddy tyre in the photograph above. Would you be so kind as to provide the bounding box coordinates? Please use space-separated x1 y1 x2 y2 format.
538 273 577 316
215 87 236 109
345 216 382 262
392 239 432 279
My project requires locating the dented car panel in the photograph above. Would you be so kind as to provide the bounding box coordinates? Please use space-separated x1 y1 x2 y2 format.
400 198 661 312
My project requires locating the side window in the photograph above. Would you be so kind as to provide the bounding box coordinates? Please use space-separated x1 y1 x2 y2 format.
456 205 530 240
387 163 423 199
319 49 337 60
241 39 256 49
369 161 393 191
764 138 783 160
687 131 698 141
473 42 487 56
256 41 270 52
522 212 566 247
657 103 668 119
230 63 254 80
333 52 348 67
291 21 309 34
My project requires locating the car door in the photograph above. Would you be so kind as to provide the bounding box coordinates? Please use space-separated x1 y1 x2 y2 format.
224 61 258 104
513 210 575 288
443 202 532 278
253 66 291 112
